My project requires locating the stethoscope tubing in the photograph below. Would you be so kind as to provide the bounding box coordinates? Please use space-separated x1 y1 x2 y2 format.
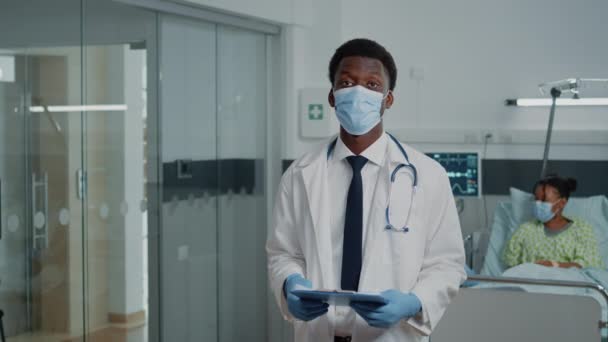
327 133 418 233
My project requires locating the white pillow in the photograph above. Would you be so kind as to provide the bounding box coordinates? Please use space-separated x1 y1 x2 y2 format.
509 187 535 226
563 196 608 267
480 202 517 277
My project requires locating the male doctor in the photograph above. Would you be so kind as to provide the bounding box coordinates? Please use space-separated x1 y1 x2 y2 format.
267 38 466 341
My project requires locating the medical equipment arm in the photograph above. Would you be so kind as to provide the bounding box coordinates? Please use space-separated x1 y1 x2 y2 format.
408 172 467 335
266 170 307 321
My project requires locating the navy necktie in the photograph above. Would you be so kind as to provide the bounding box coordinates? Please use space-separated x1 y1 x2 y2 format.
341 155 368 291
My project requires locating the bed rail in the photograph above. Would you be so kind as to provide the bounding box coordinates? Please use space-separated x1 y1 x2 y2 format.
468 275 608 330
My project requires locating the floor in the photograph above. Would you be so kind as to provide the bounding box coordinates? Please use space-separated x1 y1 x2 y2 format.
7 322 146 342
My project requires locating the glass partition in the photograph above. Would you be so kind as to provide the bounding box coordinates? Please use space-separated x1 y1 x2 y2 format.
0 1 277 341
82 1 156 340
216 25 268 342
0 0 85 339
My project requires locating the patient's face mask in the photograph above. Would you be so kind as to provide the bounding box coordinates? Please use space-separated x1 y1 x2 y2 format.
333 85 387 136
534 200 557 223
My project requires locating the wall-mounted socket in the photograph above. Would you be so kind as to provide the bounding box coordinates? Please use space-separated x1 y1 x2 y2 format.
177 159 193 179
178 245 189 261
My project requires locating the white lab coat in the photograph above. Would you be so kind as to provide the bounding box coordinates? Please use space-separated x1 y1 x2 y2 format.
267 135 466 342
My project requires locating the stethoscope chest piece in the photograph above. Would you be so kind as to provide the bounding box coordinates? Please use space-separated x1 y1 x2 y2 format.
385 224 410 233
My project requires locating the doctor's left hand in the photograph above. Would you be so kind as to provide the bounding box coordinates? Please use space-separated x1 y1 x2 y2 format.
283 273 329 321
350 290 421 328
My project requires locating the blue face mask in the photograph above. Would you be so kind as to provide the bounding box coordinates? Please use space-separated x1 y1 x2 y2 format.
534 200 557 223
333 85 386 136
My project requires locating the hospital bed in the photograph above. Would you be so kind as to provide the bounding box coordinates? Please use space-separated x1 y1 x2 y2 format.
432 189 608 342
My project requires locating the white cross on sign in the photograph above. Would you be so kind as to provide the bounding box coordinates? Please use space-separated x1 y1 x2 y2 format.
308 104 323 120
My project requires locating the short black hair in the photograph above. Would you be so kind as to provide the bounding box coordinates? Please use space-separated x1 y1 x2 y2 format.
534 174 578 199
328 38 398 91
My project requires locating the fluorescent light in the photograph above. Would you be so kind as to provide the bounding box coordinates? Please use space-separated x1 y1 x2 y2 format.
506 98 608 107
29 104 127 113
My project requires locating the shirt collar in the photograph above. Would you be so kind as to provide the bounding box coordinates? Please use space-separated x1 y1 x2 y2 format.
332 132 388 166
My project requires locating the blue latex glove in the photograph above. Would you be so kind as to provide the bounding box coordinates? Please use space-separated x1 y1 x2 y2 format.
283 273 329 321
350 290 421 328
461 265 479 288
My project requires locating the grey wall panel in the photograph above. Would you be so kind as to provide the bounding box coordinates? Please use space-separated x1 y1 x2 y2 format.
283 159 608 196
482 159 608 196
162 159 264 201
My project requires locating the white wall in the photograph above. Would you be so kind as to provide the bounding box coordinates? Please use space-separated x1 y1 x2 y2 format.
282 0 343 159
283 0 608 161
277 0 608 240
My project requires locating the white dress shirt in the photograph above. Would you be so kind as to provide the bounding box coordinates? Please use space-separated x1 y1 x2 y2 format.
328 132 388 336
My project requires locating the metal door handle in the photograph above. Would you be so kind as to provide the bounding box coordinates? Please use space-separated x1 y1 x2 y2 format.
32 173 49 250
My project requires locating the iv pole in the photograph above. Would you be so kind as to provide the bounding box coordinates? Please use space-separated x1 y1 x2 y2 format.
507 78 608 178
540 87 561 178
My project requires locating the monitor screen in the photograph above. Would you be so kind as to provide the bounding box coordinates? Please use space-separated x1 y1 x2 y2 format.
425 152 480 197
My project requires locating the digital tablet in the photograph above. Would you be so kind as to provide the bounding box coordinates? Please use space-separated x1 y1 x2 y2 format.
291 289 387 306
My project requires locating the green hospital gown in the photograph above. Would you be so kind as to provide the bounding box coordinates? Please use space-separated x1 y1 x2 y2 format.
503 217 604 269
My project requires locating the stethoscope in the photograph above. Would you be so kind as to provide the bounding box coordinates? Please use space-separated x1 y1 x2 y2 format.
327 133 418 233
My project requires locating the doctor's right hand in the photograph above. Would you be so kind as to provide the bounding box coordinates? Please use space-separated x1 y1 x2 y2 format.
283 273 329 321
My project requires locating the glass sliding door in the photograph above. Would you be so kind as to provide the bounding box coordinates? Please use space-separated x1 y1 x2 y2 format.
159 14 272 342
82 1 157 341
0 1 157 341
0 1 279 341
0 1 86 341
159 15 219 342
80 42 150 341
216 25 268 342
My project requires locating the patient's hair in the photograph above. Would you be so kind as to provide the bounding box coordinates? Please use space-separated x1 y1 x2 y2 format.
534 175 578 199
328 38 398 91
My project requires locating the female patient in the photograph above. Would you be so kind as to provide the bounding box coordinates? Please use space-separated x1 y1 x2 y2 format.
503 175 603 269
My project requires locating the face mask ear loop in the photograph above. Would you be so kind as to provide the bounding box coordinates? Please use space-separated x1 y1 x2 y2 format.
382 90 391 100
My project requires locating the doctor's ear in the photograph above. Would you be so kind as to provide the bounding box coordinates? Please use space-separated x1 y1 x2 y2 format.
384 90 394 109
328 89 335 108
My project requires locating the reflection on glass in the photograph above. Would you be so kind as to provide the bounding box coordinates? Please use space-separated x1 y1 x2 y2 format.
0 42 85 340
1 1 275 341
84 41 149 341
217 25 268 342
0 0 153 341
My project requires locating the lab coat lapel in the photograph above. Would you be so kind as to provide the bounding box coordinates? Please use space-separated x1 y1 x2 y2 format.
359 139 400 289
300 152 334 289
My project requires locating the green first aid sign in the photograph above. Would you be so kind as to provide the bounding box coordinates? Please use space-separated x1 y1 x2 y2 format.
308 104 324 120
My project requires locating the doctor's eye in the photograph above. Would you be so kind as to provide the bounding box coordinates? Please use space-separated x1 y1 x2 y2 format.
367 81 381 90
338 80 354 87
